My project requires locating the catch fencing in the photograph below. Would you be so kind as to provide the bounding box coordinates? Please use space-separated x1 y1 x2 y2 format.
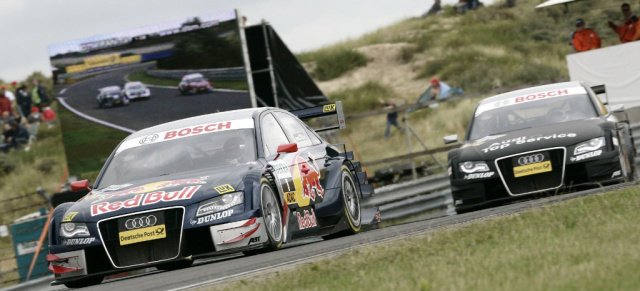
146 67 247 82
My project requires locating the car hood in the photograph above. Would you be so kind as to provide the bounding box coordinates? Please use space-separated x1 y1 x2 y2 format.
459 118 609 160
64 163 262 222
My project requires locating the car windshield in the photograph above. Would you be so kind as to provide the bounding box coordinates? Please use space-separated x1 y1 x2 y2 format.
97 128 257 187
468 93 598 140
127 85 143 90
104 90 120 96
188 77 205 83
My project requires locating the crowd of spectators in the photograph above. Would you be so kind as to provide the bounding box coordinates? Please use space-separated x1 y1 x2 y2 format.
0 80 54 153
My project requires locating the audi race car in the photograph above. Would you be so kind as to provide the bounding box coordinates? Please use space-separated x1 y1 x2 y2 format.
444 81 636 214
96 86 129 108
123 81 151 100
178 73 214 95
47 102 377 288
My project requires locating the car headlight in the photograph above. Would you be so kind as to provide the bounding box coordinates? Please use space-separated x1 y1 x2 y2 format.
196 192 244 217
459 161 490 173
60 223 90 238
574 137 605 155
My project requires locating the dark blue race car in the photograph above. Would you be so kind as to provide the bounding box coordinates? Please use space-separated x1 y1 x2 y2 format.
47 103 377 288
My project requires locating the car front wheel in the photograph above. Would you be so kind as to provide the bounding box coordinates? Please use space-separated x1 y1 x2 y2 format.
260 178 284 250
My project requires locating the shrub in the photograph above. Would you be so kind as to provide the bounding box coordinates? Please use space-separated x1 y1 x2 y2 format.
0 155 19 176
36 158 57 174
329 82 396 115
313 49 369 81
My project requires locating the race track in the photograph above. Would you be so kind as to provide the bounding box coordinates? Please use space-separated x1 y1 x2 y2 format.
60 65 251 131
37 181 636 291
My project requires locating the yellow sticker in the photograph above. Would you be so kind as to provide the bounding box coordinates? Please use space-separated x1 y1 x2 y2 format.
323 104 336 112
62 212 78 222
119 224 166 246
284 191 297 204
513 161 552 178
214 184 235 194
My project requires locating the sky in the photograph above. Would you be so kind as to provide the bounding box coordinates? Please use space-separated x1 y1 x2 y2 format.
0 0 497 82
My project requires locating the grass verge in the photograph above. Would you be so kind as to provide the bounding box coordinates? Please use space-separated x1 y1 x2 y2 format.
300 48 369 81
214 186 640 291
127 70 249 90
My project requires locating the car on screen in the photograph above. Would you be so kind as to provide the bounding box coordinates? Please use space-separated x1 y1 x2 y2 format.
96 86 129 108
47 103 377 288
123 81 151 100
178 73 214 95
444 81 636 214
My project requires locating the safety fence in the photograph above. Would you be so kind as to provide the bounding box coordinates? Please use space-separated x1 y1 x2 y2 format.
146 66 247 82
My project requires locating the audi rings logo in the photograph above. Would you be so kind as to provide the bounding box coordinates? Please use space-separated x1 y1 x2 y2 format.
139 134 159 145
125 215 158 230
517 154 544 166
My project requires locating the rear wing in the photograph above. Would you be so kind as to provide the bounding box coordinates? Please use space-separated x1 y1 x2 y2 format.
290 101 346 132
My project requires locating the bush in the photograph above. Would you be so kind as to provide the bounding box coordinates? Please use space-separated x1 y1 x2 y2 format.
328 82 395 115
36 158 57 174
313 49 369 81
0 155 19 176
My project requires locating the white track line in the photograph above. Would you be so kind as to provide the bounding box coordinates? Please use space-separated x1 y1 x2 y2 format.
57 97 135 133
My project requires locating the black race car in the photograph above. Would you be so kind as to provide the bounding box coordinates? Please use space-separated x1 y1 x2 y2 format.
47 103 377 288
444 81 636 214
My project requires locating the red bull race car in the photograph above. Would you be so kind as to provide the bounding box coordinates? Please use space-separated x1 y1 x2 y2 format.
47 102 377 288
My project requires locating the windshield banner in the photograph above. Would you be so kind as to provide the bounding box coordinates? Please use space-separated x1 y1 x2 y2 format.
475 87 587 116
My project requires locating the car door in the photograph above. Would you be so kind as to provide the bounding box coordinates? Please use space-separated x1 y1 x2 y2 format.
271 112 328 231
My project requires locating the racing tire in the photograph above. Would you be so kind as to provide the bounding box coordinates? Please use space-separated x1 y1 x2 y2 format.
323 167 362 239
260 178 284 250
63 276 104 288
155 259 194 271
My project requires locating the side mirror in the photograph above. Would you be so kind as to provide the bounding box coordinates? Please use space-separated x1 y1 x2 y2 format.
443 134 459 145
70 180 90 192
274 143 298 160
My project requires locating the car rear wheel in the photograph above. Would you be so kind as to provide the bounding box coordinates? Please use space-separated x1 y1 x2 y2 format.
260 179 283 250
63 276 103 288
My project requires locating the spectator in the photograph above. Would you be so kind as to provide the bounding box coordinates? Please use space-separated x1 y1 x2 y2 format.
0 123 13 153
16 84 31 118
1 111 12 125
27 107 41 124
2 85 15 108
572 19 601 52
504 0 516 8
31 79 50 110
458 0 468 14
378 98 403 139
0 91 12 115
422 0 442 18
608 3 639 43
3 121 29 151
12 111 22 126
430 78 441 100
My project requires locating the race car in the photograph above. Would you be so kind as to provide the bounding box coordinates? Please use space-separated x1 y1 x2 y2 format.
122 81 151 100
444 81 636 214
96 86 129 108
178 73 214 95
47 102 376 288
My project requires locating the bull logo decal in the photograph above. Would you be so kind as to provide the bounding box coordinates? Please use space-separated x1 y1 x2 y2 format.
290 152 324 207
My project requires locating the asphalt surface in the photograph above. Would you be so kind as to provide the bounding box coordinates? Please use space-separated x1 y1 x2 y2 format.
60 65 251 131
33 180 636 291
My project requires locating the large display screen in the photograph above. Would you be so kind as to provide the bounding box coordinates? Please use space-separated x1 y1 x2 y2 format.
48 9 251 178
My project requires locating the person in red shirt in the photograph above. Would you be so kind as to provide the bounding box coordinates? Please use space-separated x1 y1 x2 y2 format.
0 91 13 115
608 3 639 43
572 19 601 52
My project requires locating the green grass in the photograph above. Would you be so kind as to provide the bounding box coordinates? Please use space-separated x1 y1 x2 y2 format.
127 70 249 90
58 104 129 181
215 186 640 291
299 49 369 81
328 82 395 115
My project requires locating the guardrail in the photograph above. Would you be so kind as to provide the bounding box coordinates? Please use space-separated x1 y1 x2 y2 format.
146 67 247 82
363 174 454 221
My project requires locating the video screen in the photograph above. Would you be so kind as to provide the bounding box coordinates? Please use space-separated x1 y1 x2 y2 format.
48 9 251 178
